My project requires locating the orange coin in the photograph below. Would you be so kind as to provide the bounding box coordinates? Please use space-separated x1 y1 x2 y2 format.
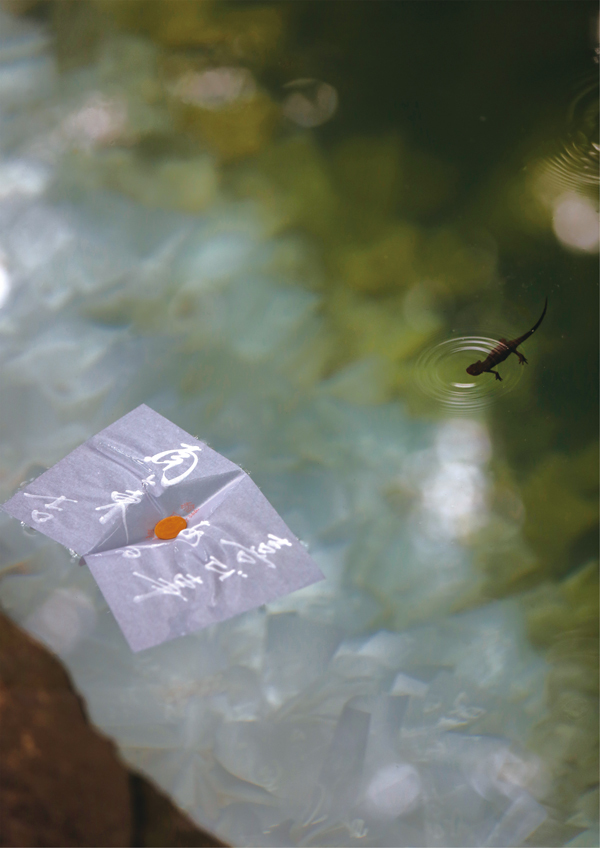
154 515 187 540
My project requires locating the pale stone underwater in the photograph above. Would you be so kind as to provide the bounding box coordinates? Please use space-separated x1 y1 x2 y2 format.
0 7 597 847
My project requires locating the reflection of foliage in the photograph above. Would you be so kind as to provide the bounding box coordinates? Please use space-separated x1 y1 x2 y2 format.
177 89 279 162
521 443 599 579
524 561 599 840
473 441 599 603
245 133 491 391
99 0 286 67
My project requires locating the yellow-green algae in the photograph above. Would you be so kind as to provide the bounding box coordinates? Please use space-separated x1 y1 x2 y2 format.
524 561 599 845
521 443 599 579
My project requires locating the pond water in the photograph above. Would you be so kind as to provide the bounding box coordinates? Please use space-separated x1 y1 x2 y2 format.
0 3 597 846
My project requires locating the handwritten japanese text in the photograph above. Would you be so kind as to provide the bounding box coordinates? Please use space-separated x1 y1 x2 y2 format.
24 493 78 524
143 443 202 487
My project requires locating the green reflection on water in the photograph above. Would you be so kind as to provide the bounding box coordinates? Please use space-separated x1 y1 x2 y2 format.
9 1 599 844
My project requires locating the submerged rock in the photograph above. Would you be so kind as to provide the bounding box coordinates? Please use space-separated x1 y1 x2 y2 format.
0 609 227 847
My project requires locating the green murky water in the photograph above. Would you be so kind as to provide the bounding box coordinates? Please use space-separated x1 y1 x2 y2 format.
0 2 597 845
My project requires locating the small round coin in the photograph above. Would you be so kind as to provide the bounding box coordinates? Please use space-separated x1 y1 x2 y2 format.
154 515 188 540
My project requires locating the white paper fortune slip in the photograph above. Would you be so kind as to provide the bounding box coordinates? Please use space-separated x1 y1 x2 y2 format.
2 405 324 651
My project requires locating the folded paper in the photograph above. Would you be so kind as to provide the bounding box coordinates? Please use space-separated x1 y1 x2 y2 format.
2 405 324 651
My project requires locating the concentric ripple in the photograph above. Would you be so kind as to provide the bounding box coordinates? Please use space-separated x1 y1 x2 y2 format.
544 74 599 195
414 337 524 411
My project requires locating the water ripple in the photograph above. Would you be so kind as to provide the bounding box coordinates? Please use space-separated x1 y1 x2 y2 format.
544 74 599 195
414 337 524 411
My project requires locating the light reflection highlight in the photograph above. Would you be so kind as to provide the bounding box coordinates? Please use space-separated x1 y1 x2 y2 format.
0 254 10 310
552 191 599 253
0 158 49 199
422 461 487 539
418 420 491 541
62 94 128 149
282 78 338 128
170 67 256 109
365 763 422 818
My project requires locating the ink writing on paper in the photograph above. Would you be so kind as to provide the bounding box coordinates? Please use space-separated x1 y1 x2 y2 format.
144 443 203 486
1 404 325 652
95 489 145 543
129 523 293 603
23 492 78 523
223 533 292 568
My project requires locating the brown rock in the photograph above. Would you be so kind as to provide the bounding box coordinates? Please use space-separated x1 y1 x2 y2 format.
130 774 227 848
0 611 132 846
0 611 227 847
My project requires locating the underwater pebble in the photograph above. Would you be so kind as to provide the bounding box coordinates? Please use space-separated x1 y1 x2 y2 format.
365 763 422 818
